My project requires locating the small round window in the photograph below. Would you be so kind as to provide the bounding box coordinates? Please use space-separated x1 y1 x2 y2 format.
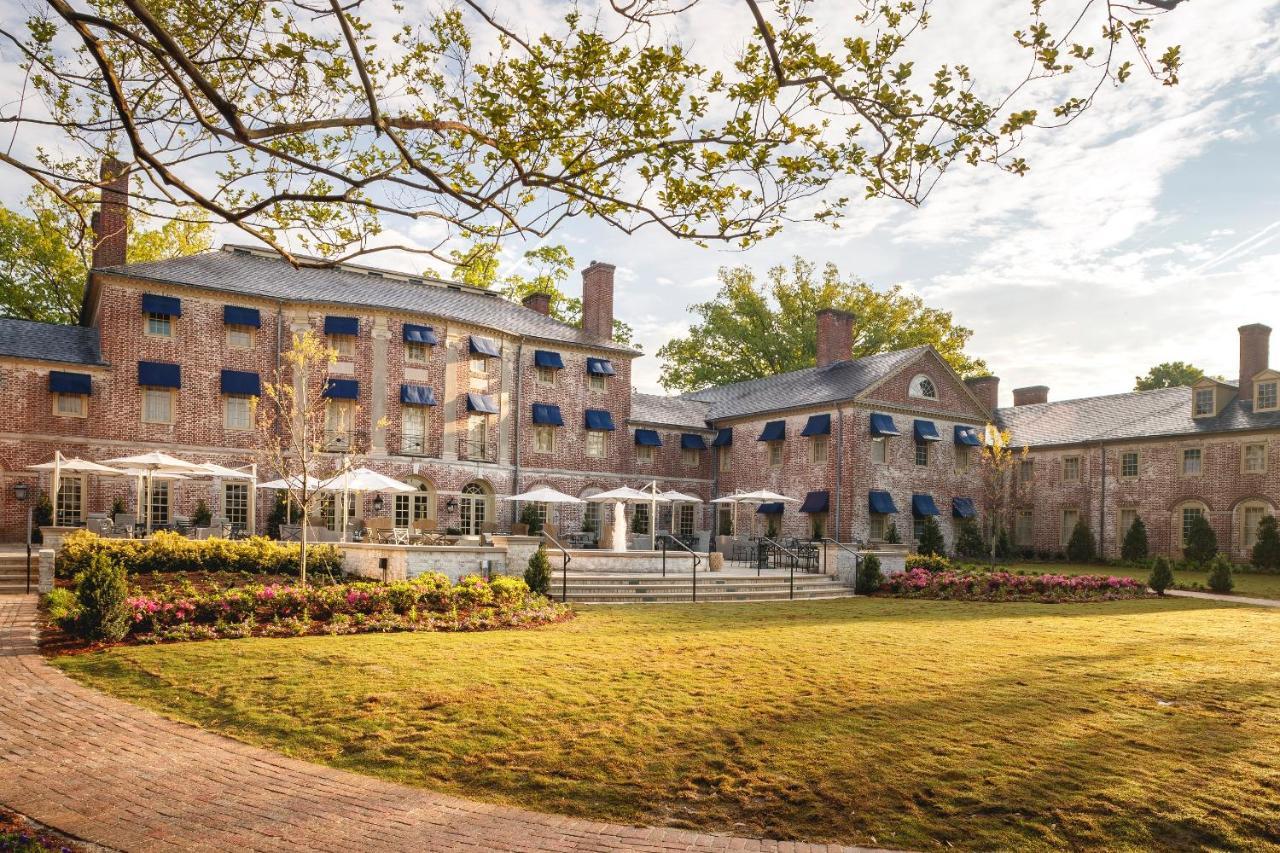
910 375 938 400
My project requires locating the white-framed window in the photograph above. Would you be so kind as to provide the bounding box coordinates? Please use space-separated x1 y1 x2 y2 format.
718 449 730 473
459 482 491 535
637 444 654 464
909 374 938 400
223 482 249 527
1016 509 1034 547
589 373 607 393
534 425 556 454
402 406 428 454
585 430 606 458
682 448 699 468
536 366 556 387
582 496 601 533
469 355 487 374
1241 503 1269 552
677 504 696 538
914 441 929 467
52 392 87 418
955 445 971 473
1193 388 1215 417
1118 508 1138 544
768 441 783 466
868 514 888 541
1120 451 1139 479
1181 447 1203 476
467 415 491 461
871 436 887 464
405 342 430 365
809 435 829 465
145 312 173 338
1256 381 1278 412
142 388 174 424
319 493 357 531
1177 502 1207 548
223 395 252 431
55 474 83 526
325 398 354 448
329 333 356 359
1062 456 1081 482
150 480 170 528
1019 459 1035 482
1243 443 1267 474
1061 508 1080 547
226 325 254 349
912 515 928 541
394 478 436 527
631 504 651 535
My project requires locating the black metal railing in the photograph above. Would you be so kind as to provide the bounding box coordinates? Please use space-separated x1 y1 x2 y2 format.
817 537 862 591
657 534 702 601
760 537 805 599
543 531 573 602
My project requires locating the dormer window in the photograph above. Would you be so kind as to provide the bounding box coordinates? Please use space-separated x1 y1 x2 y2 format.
909 375 937 400
1193 388 1215 417
1257 380 1278 412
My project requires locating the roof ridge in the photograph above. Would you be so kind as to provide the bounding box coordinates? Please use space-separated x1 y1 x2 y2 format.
995 385 1187 413
680 344 927 402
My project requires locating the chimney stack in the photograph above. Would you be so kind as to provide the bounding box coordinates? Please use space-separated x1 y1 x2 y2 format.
581 260 615 342
964 375 1000 412
1238 323 1271 401
815 308 855 368
521 292 552 316
1013 385 1049 406
92 157 129 269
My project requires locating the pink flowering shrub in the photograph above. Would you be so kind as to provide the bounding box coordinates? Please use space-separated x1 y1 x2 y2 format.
879 567 1148 603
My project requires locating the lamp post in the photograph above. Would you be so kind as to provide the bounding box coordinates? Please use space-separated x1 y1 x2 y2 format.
13 482 31 594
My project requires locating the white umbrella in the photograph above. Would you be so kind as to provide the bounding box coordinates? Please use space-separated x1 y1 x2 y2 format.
710 490 797 537
319 468 416 542
588 486 670 502
27 457 122 474
257 474 330 491
194 462 255 479
501 486 583 503
102 452 205 532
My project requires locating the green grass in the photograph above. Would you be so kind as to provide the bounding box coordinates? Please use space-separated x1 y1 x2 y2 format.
54 598 1280 851
1007 562 1280 600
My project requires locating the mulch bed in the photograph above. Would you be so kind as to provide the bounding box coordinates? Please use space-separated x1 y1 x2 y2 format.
0 805 95 852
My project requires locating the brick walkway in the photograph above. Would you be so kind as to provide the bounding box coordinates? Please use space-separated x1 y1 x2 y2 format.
0 596 883 852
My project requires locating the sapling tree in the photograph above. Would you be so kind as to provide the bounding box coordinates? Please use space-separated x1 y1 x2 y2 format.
977 425 1030 569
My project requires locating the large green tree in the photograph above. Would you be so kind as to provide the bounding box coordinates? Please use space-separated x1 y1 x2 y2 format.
0 1 1184 265
1134 361 1205 391
657 258 985 391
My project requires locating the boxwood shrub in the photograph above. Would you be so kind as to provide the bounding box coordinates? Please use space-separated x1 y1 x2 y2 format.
55 530 344 579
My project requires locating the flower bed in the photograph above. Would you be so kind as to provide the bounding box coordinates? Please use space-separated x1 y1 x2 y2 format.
880 567 1149 603
47 572 570 645
55 530 343 578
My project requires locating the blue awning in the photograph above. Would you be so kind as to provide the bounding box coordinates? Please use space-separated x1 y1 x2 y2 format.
914 420 942 442
912 494 941 517
954 425 981 446
952 497 977 519
403 324 437 345
466 392 499 414
533 350 564 370
868 490 898 514
137 361 180 388
401 384 437 406
681 433 707 450
635 429 662 447
532 403 564 426
141 293 181 317
223 305 260 327
324 315 358 336
800 490 830 513
800 414 831 436
323 378 358 399
758 420 786 442
584 409 615 431
219 369 261 396
869 413 901 436
586 357 616 376
49 371 91 395
711 427 733 447
470 336 501 358
756 502 784 515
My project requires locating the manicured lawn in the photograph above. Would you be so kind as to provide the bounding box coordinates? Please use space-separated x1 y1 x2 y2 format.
54 598 1280 851
1008 562 1280 600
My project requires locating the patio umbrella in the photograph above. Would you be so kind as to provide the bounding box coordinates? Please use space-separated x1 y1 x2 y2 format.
194 462 255 479
501 486 583 503
710 490 798 537
319 468 416 542
587 486 670 552
102 452 206 532
28 454 136 526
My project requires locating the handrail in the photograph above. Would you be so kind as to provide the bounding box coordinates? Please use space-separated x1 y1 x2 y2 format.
760 536 806 598
657 534 701 601
817 537 862 592
541 531 573 603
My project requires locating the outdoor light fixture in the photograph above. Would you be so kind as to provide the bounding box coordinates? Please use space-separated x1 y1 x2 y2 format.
445 498 458 513
13 482 32 594
13 482 29 502
371 494 384 513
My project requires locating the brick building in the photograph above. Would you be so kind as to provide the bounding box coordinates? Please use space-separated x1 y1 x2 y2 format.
1 176 1276 558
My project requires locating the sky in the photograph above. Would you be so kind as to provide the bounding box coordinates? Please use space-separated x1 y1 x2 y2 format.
2 0 1279 407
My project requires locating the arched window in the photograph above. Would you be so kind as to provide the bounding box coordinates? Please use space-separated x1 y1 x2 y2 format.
459 481 492 535
910 374 938 400
394 476 436 528
1237 500 1272 553
1174 500 1210 550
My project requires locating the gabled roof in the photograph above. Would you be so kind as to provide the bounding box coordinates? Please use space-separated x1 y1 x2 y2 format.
994 386 1280 447
630 393 712 429
0 317 105 366
679 346 930 421
96 246 638 355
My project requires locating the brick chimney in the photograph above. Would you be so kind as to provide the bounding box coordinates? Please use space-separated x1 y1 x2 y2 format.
816 308 855 368
964 375 1000 412
1238 323 1271 401
91 157 129 269
521 292 552 316
581 260 615 342
1013 385 1049 406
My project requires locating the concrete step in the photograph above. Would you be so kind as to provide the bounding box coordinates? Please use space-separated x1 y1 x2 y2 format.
554 581 842 595
562 589 856 604
547 571 855 604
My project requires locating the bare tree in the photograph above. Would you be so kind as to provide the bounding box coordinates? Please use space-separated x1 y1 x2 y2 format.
977 424 1030 568
0 0 1185 267
255 330 368 584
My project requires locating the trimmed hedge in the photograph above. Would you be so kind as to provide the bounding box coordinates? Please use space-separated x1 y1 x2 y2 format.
55 530 344 579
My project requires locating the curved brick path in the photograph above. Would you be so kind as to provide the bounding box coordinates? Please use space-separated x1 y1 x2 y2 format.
0 597 882 853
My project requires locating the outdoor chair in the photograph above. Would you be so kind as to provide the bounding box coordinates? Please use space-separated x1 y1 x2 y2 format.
111 514 136 537
279 524 302 542
411 518 439 544
363 518 391 543
390 526 411 545
510 523 530 536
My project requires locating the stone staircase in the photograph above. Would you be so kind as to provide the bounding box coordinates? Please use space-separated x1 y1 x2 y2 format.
548 571 855 604
0 552 36 595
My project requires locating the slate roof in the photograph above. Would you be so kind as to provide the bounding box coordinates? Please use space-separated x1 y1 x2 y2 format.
0 317 105 366
995 386 1280 447
99 246 638 354
678 346 930 421
630 393 712 429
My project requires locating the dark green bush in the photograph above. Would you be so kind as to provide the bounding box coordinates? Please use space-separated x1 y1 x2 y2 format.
55 530 343 578
1207 554 1234 593
524 544 552 595
1121 516 1149 562
519 503 544 535
1066 519 1096 563
994 527 1012 559
1251 515 1280 572
916 516 945 557
191 499 212 527
1147 556 1174 596
1184 514 1217 567
74 552 130 642
41 587 79 629
856 554 883 595
955 518 985 559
